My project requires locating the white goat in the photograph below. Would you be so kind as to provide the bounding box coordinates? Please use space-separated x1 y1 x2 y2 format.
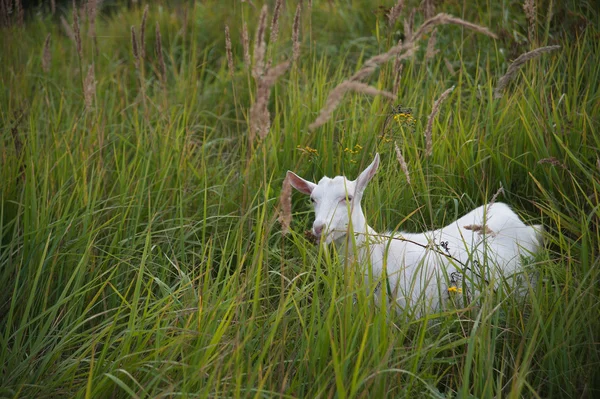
287 153 543 313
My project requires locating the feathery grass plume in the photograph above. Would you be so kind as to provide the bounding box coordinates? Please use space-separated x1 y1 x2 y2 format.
131 26 140 69
404 9 415 42
42 34 52 73
425 85 454 157
523 0 536 43
249 60 290 140
388 0 404 26
421 0 434 19
155 22 167 85
15 0 23 26
444 57 455 75
538 157 567 169
413 13 498 41
252 4 268 78
464 224 497 237
292 2 302 63
493 45 560 98
83 64 96 110
225 25 234 77
269 0 283 49
309 82 395 130
392 54 404 97
487 185 504 214
87 0 98 56
242 22 251 69
61 16 76 42
425 28 438 59
279 175 292 235
310 13 494 130
72 0 83 58
394 141 411 185
140 5 149 59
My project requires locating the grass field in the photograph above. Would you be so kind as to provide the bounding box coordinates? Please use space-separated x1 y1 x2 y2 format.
1 0 599 397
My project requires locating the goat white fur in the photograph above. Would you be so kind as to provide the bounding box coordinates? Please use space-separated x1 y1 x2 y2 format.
287 153 543 313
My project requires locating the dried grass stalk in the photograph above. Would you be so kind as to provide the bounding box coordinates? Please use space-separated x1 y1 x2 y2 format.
225 25 234 77
155 22 167 85
131 26 139 68
309 82 395 130
269 0 283 48
16 0 23 26
249 61 290 140
538 157 567 169
523 0 536 43
42 34 52 73
292 2 301 63
252 4 268 78
242 22 251 69
87 0 98 56
425 85 454 157
140 5 149 59
51 0 56 14
392 55 404 97
83 64 96 110
421 0 435 20
444 57 455 75
404 9 415 42
425 28 439 59
414 13 498 41
464 224 497 237
279 174 292 235
493 45 560 98
388 0 404 26
394 141 411 185
61 16 76 42
486 185 504 216
72 0 83 57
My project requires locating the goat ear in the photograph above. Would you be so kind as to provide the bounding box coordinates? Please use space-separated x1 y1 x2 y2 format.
355 153 380 193
287 171 316 195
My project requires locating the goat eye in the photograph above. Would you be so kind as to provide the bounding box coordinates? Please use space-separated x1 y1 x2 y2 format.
310 198 316 204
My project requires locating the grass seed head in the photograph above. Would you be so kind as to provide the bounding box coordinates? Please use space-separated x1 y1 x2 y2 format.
140 5 149 59
425 85 454 157
292 2 302 63
225 25 235 77
242 22 251 69
155 22 167 84
72 0 83 57
494 45 560 98
388 0 405 26
42 33 52 73
394 141 411 185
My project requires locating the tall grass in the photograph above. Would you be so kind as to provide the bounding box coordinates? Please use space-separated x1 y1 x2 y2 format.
1 0 599 397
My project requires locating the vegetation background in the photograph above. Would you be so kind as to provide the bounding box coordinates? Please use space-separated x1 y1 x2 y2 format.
1 0 599 397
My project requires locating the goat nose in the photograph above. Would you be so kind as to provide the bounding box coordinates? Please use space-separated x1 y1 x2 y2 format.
313 223 324 237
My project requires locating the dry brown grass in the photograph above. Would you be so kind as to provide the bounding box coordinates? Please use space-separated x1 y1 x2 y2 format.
387 0 404 26
225 25 234 77
140 5 149 59
523 0 536 43
425 28 438 59
72 0 83 58
424 86 454 157
131 26 139 68
493 45 560 98
292 2 302 63
278 175 292 235
155 22 167 86
394 141 411 185
242 22 251 69
42 34 52 73
309 13 496 130
83 64 96 110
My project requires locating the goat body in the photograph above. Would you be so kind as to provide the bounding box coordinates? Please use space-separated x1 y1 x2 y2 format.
287 154 543 312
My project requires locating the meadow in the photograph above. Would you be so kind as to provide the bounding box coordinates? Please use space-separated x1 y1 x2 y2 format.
1 0 599 397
